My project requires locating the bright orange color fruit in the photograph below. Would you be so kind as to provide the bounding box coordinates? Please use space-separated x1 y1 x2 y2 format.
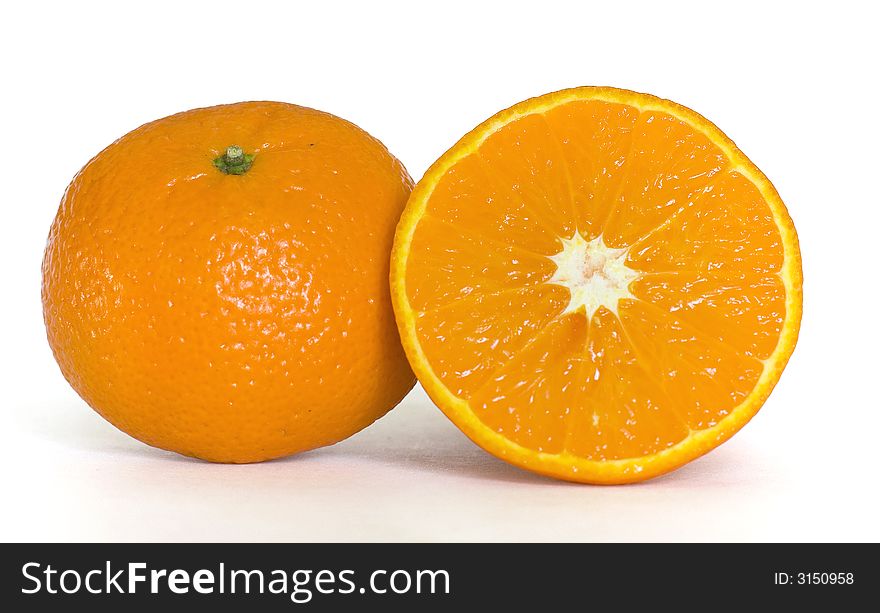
43 101 415 462
391 87 802 483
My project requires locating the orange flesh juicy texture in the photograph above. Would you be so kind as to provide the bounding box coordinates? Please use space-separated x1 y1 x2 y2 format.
392 87 802 483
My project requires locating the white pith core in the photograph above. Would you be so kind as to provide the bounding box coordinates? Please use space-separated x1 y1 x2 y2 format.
547 233 640 318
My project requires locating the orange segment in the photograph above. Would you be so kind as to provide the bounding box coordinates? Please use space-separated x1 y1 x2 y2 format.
543 101 640 239
603 110 729 247
469 313 590 455
630 272 786 360
426 152 563 254
391 87 802 484
626 170 784 276
405 215 557 312
414 284 570 398
567 309 690 461
475 113 577 239
619 300 765 430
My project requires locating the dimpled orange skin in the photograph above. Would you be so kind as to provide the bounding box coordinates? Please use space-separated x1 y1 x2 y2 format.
42 101 416 463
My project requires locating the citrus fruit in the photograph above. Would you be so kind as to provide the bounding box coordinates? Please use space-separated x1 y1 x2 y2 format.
391 87 802 484
43 101 415 463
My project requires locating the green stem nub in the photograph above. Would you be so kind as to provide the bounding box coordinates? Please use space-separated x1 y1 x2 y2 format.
213 145 254 175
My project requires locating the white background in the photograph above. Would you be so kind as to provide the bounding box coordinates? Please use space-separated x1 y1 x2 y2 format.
2 1 878 542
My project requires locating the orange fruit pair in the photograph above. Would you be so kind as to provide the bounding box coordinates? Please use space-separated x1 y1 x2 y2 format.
44 88 801 483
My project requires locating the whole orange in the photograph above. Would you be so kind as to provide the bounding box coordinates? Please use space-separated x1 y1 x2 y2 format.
42 101 415 462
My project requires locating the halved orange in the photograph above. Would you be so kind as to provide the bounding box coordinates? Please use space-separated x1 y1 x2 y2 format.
391 87 802 484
